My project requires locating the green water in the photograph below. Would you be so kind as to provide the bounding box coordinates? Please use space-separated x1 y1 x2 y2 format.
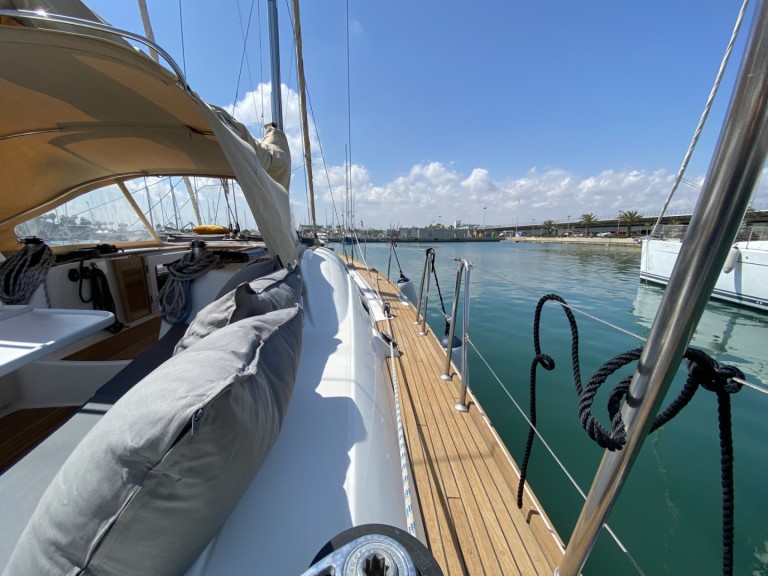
335 240 768 576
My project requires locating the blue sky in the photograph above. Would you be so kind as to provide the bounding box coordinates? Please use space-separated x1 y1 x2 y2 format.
86 0 765 230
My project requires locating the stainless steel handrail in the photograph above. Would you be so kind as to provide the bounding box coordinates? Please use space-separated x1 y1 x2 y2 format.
440 258 465 380
0 9 189 90
414 249 435 335
453 260 473 412
558 1 768 573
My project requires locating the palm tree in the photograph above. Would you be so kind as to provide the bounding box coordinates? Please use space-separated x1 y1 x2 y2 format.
579 213 598 237
541 219 556 237
619 210 643 237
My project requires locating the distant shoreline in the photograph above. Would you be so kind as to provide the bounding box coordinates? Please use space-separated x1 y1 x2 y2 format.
506 236 640 248
331 237 502 243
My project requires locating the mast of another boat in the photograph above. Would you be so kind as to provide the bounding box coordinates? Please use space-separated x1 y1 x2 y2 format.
557 2 768 574
292 0 317 235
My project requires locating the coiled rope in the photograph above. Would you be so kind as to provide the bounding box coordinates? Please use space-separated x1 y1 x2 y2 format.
155 242 219 324
517 294 744 576
0 239 54 306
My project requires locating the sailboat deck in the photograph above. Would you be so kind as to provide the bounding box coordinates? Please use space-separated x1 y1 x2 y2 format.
344 256 565 575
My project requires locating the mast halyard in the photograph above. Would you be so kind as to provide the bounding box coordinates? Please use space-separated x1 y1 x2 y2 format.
292 0 317 234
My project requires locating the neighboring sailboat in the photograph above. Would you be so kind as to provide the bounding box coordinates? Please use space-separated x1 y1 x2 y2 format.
639 0 768 313
641 223 768 312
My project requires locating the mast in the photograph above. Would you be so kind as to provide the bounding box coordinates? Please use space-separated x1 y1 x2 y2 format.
292 0 317 233
558 1 768 573
267 0 284 129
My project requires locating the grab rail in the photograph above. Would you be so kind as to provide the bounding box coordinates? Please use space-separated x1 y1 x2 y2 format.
452 259 472 412
440 259 465 381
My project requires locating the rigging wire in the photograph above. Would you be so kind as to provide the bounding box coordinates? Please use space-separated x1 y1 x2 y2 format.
178 0 187 76
306 88 344 231
256 0 265 132
651 0 750 235
280 0 313 229
233 0 256 111
236 0 264 136
345 0 354 236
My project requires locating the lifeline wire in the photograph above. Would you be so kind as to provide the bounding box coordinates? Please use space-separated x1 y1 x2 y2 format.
465 338 645 575
472 261 768 396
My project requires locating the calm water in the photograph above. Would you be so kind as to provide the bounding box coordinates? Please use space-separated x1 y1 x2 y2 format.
333 240 768 576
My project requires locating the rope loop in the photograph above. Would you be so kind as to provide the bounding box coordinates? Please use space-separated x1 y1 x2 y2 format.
535 353 555 371
578 348 641 451
518 293 747 575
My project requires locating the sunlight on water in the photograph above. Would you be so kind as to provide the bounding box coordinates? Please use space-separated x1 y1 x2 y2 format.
336 240 768 576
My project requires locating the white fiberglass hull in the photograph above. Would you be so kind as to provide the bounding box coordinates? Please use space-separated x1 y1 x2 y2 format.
640 238 768 312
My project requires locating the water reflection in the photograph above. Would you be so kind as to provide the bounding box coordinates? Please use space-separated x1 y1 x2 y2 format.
633 283 768 386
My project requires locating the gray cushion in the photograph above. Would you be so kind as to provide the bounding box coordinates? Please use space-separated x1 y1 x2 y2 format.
5 305 303 576
174 265 302 355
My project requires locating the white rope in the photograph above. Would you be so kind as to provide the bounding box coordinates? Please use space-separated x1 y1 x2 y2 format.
651 0 750 235
385 312 417 536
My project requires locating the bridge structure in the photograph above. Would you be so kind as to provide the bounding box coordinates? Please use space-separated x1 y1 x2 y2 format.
483 209 768 237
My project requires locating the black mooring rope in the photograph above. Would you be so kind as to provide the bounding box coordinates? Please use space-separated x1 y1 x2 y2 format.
428 253 451 335
387 240 405 282
516 294 744 576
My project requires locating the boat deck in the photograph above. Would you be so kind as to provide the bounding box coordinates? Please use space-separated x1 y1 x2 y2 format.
344 256 565 575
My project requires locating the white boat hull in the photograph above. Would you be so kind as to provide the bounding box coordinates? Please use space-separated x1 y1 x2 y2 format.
640 238 768 312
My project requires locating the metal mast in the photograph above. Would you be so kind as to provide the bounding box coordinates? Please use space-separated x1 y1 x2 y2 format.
267 0 283 130
292 0 317 233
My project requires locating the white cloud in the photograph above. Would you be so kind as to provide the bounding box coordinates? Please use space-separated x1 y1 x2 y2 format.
222 83 768 231
294 162 768 230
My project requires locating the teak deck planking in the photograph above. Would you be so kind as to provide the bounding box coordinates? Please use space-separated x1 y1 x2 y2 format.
344 255 565 575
